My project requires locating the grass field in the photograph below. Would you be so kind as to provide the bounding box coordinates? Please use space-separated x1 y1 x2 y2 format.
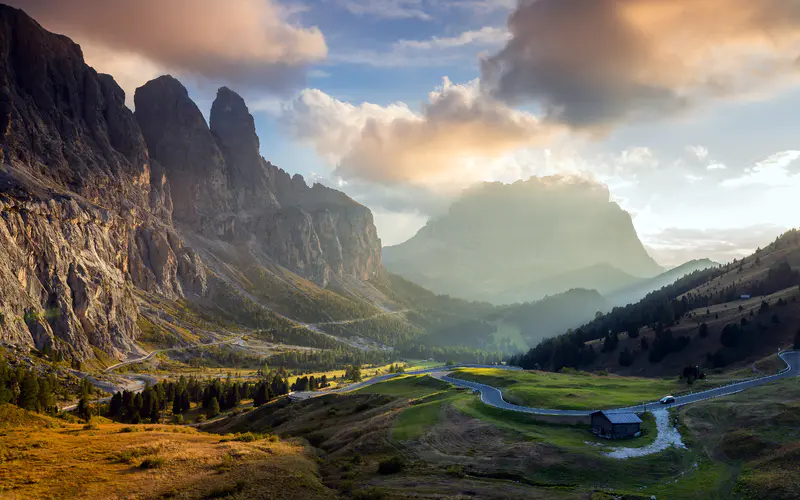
451 368 686 410
392 392 466 441
453 397 659 451
354 375 459 441
354 375 450 398
0 405 334 500
678 378 800 499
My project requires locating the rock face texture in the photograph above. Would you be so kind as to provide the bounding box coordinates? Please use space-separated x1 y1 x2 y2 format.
135 79 381 286
383 177 663 304
0 5 381 362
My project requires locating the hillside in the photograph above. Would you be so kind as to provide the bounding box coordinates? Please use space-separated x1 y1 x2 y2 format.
512 229 800 377
0 405 334 499
424 288 608 351
383 177 663 304
0 5 434 366
607 259 719 307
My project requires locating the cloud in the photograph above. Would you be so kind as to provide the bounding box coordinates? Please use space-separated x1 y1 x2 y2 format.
687 145 709 161
341 0 431 20
722 150 800 188
644 224 789 267
481 0 800 128
10 0 327 91
435 0 516 15
395 27 509 50
280 78 559 190
332 27 508 68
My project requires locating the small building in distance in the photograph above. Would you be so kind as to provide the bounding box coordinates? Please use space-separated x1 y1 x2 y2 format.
591 411 642 439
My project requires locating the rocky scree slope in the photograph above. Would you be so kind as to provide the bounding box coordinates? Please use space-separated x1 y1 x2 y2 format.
0 5 381 363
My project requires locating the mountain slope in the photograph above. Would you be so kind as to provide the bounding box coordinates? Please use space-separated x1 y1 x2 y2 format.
512 229 800 377
383 177 662 304
607 258 719 307
0 5 394 364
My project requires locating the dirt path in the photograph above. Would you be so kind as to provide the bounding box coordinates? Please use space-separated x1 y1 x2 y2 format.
603 410 686 459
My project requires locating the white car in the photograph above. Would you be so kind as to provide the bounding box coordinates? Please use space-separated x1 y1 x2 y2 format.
660 396 676 404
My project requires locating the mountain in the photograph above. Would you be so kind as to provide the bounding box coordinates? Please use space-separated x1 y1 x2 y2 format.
383 177 663 304
0 5 386 363
606 258 719 307
511 229 800 376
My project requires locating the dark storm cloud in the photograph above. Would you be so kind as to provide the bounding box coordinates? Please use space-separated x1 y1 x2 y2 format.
481 0 800 128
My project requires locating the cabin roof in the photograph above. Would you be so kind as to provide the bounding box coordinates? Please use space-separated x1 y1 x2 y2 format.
593 411 642 425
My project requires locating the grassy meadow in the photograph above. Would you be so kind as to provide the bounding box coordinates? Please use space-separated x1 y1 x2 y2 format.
0 406 333 500
451 368 687 410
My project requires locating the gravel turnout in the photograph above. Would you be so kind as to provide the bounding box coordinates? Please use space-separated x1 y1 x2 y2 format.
604 410 685 459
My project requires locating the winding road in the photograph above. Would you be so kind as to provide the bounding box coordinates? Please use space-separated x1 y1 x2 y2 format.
58 335 245 411
292 351 800 416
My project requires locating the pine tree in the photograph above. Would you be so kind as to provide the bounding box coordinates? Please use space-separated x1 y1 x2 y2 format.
37 377 54 413
110 392 123 417
18 375 40 411
181 390 190 413
172 394 182 415
207 397 220 418
77 395 92 421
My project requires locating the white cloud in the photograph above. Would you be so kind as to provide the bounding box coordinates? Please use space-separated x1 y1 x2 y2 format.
280 78 557 191
341 0 431 20
644 225 789 267
687 145 709 160
395 27 509 50
722 150 800 188
332 26 509 68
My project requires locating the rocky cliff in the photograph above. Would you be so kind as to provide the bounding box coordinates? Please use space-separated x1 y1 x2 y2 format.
383 177 663 304
134 78 381 285
0 4 381 362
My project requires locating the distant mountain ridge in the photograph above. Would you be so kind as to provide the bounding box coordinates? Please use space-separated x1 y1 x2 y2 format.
383 177 663 304
606 258 720 307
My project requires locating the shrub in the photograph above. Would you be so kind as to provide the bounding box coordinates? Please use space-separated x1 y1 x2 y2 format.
206 481 246 498
216 453 236 472
618 348 634 367
446 464 465 477
219 432 274 443
83 417 99 431
351 488 387 500
119 426 139 433
377 456 405 474
139 456 165 469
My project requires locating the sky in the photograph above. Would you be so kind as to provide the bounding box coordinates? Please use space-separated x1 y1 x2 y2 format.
12 0 800 267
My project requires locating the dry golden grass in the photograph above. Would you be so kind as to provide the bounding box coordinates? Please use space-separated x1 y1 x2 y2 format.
0 405 335 500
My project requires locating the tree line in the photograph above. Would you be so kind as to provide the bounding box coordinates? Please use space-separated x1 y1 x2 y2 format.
106 372 291 423
511 229 800 372
0 358 68 413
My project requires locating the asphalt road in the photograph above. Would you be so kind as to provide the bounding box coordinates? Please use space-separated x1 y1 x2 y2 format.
292 351 800 416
